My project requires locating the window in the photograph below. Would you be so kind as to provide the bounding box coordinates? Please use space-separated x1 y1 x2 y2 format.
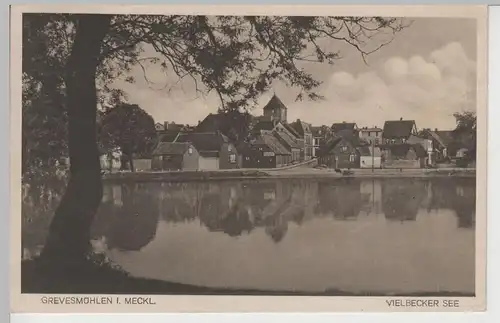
391 139 396 144
349 154 356 162
245 157 250 161
228 145 232 152
188 147 193 154
375 138 380 145
341 146 348 152
229 154 236 163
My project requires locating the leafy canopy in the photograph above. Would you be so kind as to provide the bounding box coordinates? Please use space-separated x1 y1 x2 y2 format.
22 13 407 174
99 103 157 158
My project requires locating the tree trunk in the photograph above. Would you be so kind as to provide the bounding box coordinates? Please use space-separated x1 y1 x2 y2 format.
40 15 112 267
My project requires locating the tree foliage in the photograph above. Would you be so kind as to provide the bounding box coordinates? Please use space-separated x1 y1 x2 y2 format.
22 13 407 177
21 13 408 265
452 111 477 160
99 103 157 171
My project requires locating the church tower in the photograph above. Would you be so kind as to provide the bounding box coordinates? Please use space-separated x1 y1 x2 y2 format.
262 94 288 123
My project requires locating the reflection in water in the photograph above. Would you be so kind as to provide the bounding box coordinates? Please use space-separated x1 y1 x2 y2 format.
382 179 426 222
22 177 476 293
94 183 160 252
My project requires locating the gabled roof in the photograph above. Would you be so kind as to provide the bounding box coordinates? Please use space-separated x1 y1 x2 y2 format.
434 130 455 146
289 119 312 136
195 112 250 135
253 120 277 132
332 122 357 133
273 129 300 149
380 143 427 158
153 142 192 156
282 123 301 138
335 129 369 147
263 94 288 111
318 130 370 156
317 137 342 156
158 130 181 143
382 120 416 139
254 132 291 155
175 132 230 154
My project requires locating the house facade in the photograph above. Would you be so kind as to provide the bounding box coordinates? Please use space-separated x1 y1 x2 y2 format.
175 132 239 170
311 126 332 158
420 129 456 161
318 130 371 169
151 142 200 171
382 119 418 144
241 132 291 168
272 127 301 162
319 137 361 169
359 127 383 145
289 119 314 160
360 146 383 169
380 143 428 168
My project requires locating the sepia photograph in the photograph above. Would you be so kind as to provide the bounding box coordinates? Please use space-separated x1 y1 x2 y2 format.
10 4 487 313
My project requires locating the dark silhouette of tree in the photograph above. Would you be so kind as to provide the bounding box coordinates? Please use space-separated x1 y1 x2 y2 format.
99 103 157 171
103 183 160 251
23 13 407 267
452 111 477 161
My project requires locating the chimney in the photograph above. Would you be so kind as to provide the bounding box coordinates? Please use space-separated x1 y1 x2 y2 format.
400 117 403 121
435 128 438 132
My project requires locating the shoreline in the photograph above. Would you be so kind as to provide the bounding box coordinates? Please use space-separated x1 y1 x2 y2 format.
102 168 476 183
21 260 473 297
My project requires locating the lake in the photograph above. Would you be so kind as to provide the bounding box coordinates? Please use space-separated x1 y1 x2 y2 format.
22 177 476 295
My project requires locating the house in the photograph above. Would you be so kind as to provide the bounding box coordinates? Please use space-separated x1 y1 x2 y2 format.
175 132 239 170
195 112 252 144
311 126 332 158
359 127 383 145
289 119 314 160
151 142 200 171
318 130 370 169
262 94 288 123
241 132 291 168
272 130 301 162
420 129 456 161
407 135 433 165
379 143 428 168
252 120 280 135
360 146 383 169
331 122 358 135
132 152 153 171
382 118 418 144
99 148 121 172
154 122 165 131
158 130 182 143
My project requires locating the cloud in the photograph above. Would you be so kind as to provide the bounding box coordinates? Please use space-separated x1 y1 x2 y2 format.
285 41 476 130
113 41 476 131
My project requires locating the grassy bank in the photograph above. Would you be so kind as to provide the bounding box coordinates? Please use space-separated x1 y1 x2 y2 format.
21 258 473 297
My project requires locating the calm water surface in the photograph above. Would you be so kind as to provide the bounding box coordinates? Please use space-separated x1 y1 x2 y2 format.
22 178 476 294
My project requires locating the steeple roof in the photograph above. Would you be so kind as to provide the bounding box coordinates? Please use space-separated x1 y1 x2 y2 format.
263 94 287 111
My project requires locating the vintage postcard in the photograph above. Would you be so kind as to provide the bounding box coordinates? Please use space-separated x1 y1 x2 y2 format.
10 4 488 313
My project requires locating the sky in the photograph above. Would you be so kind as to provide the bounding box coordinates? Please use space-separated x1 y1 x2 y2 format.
111 17 477 131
